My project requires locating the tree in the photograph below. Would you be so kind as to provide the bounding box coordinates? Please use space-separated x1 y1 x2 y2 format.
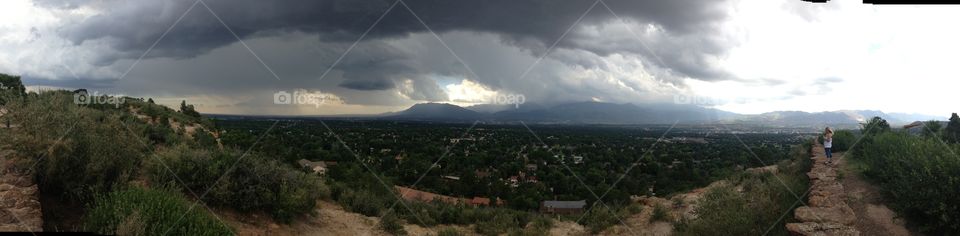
861 116 890 136
147 98 155 104
945 113 960 143
0 73 25 95
922 120 943 139
0 73 25 106
179 100 201 118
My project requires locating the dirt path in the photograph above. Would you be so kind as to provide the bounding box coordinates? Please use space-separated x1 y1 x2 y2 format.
0 149 43 232
836 153 916 236
786 144 859 235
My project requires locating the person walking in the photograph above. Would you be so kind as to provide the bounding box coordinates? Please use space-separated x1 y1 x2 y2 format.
824 127 834 164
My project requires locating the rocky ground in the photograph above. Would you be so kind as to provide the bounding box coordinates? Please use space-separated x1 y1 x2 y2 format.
0 149 43 232
786 145 861 236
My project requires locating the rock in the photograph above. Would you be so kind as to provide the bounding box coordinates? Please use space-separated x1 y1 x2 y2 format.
795 205 856 225
786 142 860 235
0 152 43 232
786 222 860 236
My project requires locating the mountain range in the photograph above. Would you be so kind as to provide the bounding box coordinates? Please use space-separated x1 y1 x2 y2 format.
378 102 945 126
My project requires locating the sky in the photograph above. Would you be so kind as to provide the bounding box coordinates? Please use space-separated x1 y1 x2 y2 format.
0 0 957 117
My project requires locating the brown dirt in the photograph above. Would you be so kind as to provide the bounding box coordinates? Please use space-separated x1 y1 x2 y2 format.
217 200 477 236
600 180 730 236
0 150 43 232
837 153 917 236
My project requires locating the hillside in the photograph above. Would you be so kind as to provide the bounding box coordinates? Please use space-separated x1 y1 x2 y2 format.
382 102 938 127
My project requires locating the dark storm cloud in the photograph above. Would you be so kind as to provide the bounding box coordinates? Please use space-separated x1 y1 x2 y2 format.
50 0 734 83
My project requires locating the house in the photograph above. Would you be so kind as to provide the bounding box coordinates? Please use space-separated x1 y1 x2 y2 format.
572 155 584 164
441 175 461 181
525 164 538 172
507 176 520 188
539 200 587 214
297 159 327 175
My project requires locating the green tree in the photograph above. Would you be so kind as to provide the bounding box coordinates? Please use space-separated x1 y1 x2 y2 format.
0 73 25 95
861 116 890 136
946 113 960 143
180 100 201 118
0 73 25 105
922 120 943 139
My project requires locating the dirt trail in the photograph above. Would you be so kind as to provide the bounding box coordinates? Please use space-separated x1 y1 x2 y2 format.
0 149 43 232
836 153 916 236
786 144 860 236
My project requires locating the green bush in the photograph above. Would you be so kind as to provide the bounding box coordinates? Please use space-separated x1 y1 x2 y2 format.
854 132 960 234
84 186 233 236
5 92 145 201
581 205 620 233
650 204 671 223
380 212 407 235
831 130 856 152
147 145 326 223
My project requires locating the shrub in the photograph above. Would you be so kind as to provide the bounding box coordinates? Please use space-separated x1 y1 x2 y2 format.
5 92 145 201
830 130 856 152
921 120 943 139
147 145 325 222
84 186 233 236
854 132 960 234
650 204 671 223
580 205 620 234
474 212 517 236
380 212 407 235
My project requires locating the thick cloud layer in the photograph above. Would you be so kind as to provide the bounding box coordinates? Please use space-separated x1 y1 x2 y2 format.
16 0 745 113
51 0 733 82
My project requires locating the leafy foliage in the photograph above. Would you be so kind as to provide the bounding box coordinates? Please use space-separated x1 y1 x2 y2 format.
180 100 201 118
0 73 25 100
862 116 891 136
581 205 620 233
84 186 233 236
830 130 856 152
146 144 326 223
922 120 943 139
946 113 960 143
4 91 145 201
379 212 407 235
853 131 960 235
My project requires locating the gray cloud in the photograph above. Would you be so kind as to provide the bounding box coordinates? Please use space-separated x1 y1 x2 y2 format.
49 0 734 82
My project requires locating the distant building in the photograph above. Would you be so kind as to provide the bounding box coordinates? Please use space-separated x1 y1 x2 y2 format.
525 164 538 171
539 200 587 214
297 159 327 175
441 175 461 181
572 155 584 164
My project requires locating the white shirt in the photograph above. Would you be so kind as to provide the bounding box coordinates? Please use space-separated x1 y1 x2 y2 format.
824 137 832 148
